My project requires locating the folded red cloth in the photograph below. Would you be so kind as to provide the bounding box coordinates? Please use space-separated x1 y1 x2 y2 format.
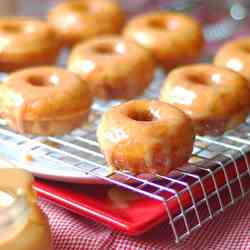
39 193 250 250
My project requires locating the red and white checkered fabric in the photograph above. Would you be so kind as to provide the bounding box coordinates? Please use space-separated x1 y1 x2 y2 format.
39 193 250 250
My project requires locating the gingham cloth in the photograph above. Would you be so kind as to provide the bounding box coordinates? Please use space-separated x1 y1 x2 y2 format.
39 193 250 250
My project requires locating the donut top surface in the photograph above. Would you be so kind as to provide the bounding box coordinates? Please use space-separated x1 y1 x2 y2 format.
0 67 92 120
0 17 60 53
68 35 154 74
214 37 250 79
49 0 122 17
48 0 124 43
98 99 194 145
160 64 250 120
123 11 203 50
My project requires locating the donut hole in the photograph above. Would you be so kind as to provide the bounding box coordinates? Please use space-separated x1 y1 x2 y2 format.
28 75 59 87
241 45 250 53
128 109 155 122
2 24 24 34
70 3 88 12
148 18 167 30
187 74 208 85
93 44 115 55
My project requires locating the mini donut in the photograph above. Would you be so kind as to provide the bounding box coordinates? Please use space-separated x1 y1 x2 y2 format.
0 17 61 72
214 37 250 81
0 66 93 136
0 168 52 250
48 0 125 46
97 100 194 175
160 64 250 135
123 11 204 71
67 35 155 100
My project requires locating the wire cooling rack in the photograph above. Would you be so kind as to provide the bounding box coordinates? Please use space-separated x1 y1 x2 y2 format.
0 70 250 242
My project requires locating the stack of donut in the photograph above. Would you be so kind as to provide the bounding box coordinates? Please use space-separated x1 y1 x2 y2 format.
0 0 250 176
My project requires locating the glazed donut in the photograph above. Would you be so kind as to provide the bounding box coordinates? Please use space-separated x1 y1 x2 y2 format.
48 0 125 46
214 37 250 81
67 35 155 100
123 11 204 71
0 17 61 72
0 67 93 136
160 64 250 135
97 100 194 175
0 168 52 250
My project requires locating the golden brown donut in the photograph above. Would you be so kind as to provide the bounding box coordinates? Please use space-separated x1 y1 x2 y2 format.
67 35 155 100
48 0 125 47
0 17 61 72
214 37 250 81
123 11 204 71
160 64 250 135
0 66 93 135
97 100 194 175
0 168 52 250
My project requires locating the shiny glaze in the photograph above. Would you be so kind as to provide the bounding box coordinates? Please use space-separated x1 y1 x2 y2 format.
48 0 125 46
0 67 93 135
160 64 250 135
0 17 61 72
214 37 250 81
97 100 194 175
0 168 52 250
123 11 204 70
68 35 155 100
0 191 14 208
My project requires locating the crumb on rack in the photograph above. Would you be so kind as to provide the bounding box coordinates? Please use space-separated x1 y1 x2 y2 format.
24 153 33 162
43 140 60 148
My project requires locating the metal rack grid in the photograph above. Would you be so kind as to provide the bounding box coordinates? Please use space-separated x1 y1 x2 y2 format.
0 70 250 243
